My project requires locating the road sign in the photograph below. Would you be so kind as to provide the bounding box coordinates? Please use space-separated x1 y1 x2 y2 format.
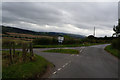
58 36 64 44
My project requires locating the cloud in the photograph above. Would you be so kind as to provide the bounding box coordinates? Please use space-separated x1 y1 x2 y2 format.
2 0 119 2
2 2 118 37
119 1 120 19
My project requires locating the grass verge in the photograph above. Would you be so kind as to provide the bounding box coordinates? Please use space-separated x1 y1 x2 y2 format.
105 45 120 59
43 49 79 54
33 43 105 48
2 50 53 79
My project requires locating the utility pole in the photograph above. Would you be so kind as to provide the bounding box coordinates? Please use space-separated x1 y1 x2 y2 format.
93 27 95 37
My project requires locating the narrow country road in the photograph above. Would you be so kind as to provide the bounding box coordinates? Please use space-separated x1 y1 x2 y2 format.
33 44 118 78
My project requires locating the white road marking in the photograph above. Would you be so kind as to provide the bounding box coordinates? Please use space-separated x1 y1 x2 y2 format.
65 63 68 66
58 68 62 71
62 65 65 67
80 50 82 53
77 55 79 56
80 47 85 53
52 61 72 74
53 71 57 74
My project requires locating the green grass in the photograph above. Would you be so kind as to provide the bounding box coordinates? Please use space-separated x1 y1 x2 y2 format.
43 49 79 54
105 45 120 59
2 50 53 79
33 43 104 48
2 38 31 49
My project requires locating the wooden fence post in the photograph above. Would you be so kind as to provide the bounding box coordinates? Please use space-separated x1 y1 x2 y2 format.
22 43 27 62
13 42 15 58
9 42 13 64
29 42 34 61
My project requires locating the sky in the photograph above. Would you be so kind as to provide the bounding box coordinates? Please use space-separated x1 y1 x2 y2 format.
2 2 118 37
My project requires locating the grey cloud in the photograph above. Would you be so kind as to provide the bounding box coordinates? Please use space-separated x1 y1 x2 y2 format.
118 1 120 19
2 3 63 25
2 2 118 37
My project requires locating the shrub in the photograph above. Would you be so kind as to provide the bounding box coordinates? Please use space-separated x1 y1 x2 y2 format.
52 37 58 44
112 38 120 50
2 40 13 48
32 37 52 45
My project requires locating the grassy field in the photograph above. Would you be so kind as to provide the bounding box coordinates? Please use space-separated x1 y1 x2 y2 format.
3 42 104 49
33 43 105 48
2 50 53 79
2 38 32 49
105 45 120 59
43 49 79 54
2 32 53 41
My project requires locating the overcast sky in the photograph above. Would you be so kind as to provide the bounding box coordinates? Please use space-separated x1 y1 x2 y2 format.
2 2 118 37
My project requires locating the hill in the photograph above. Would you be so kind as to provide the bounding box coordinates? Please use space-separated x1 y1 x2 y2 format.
1 25 85 38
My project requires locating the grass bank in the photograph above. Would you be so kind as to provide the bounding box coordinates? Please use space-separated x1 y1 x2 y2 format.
33 43 105 48
43 49 79 54
2 50 53 79
105 45 120 59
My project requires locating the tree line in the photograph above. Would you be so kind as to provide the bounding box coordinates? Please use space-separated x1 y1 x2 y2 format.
112 19 120 51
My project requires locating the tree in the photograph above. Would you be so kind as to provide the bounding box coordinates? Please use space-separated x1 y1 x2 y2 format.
87 35 95 39
113 19 120 37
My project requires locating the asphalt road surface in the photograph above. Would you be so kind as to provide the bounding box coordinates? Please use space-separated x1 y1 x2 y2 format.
33 44 118 78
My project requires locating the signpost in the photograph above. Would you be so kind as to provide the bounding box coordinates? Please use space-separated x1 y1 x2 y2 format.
58 36 64 50
58 36 64 45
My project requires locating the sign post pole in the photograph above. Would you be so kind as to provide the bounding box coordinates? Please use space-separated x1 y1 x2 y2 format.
58 36 64 49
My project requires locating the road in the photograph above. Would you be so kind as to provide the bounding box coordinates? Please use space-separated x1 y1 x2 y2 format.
33 44 118 78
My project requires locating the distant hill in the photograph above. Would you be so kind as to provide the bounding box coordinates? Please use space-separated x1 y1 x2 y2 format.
1 25 85 38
